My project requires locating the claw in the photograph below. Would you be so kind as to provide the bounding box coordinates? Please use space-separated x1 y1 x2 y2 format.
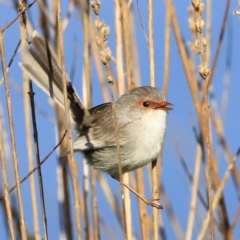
146 198 163 209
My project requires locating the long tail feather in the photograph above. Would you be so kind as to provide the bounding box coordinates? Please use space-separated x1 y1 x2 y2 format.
20 30 91 133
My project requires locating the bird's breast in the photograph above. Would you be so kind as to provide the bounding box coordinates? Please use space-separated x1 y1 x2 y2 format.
122 110 167 170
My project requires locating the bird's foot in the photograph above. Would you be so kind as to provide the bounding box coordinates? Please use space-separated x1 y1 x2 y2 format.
144 198 163 209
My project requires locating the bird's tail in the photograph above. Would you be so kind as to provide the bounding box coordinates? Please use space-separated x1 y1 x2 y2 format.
20 31 91 132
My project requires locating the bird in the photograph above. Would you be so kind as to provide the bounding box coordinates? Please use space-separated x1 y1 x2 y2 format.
20 31 173 208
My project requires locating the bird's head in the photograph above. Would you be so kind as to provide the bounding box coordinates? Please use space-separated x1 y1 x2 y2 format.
117 86 173 121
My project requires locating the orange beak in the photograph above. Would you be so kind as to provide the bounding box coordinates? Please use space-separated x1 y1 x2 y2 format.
155 101 173 111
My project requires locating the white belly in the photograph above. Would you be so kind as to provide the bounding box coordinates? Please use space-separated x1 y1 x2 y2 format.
123 110 167 170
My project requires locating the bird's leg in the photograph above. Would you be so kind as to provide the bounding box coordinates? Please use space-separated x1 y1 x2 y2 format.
121 182 163 209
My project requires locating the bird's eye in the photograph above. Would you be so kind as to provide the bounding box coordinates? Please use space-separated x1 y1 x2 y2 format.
143 102 149 107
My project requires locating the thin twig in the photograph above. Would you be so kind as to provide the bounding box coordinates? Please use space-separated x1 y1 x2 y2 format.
197 153 240 240
1 0 38 34
206 0 231 91
97 173 123 226
161 185 185 240
19 1 42 239
136 0 148 43
186 144 202 240
91 2 128 239
174 140 208 210
82 1 92 239
0 131 67 202
118 0 134 89
0 105 15 240
0 27 27 240
28 81 49 240
115 1 132 238
163 7 171 97
147 1 159 239
57 0 82 238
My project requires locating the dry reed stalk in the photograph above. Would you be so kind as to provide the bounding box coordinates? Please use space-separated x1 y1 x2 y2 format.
56 155 73 240
148 0 155 87
129 8 142 87
197 153 239 240
19 1 41 238
23 76 41 240
123 172 132 240
136 169 149 240
1 0 37 34
57 0 82 238
62 0 76 31
205 0 211 66
147 1 159 239
174 139 208 210
0 28 27 240
0 131 67 201
0 109 15 239
229 205 240 235
38 0 49 39
83 160 90 239
165 0 230 235
211 110 240 185
206 0 231 92
189 1 213 238
118 0 134 89
97 173 122 225
186 144 202 240
161 185 184 240
128 5 148 237
115 2 132 239
115 0 124 95
22 0 50 237
91 2 128 238
82 1 92 238
91 170 100 240
163 6 171 97
108 51 128 240
157 6 171 239
52 1 74 238
90 25 110 102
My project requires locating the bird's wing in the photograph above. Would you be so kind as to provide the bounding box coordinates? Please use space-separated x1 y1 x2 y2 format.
73 102 131 151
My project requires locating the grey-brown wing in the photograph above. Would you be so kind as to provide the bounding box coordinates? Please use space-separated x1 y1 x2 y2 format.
73 102 116 151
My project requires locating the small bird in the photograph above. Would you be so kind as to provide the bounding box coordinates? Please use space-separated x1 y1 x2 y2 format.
21 31 173 208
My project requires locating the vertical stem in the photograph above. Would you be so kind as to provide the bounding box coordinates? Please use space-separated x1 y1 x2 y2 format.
19 1 49 238
115 1 132 239
186 144 202 240
148 0 155 86
106 63 128 239
83 1 92 239
28 82 49 240
57 1 82 239
148 0 158 239
91 170 100 240
163 7 171 97
136 169 149 240
19 1 41 239
52 1 73 238
115 0 124 94
0 28 27 240
204 78 214 240
0 110 15 240
118 0 134 89
24 80 41 240
205 0 211 66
